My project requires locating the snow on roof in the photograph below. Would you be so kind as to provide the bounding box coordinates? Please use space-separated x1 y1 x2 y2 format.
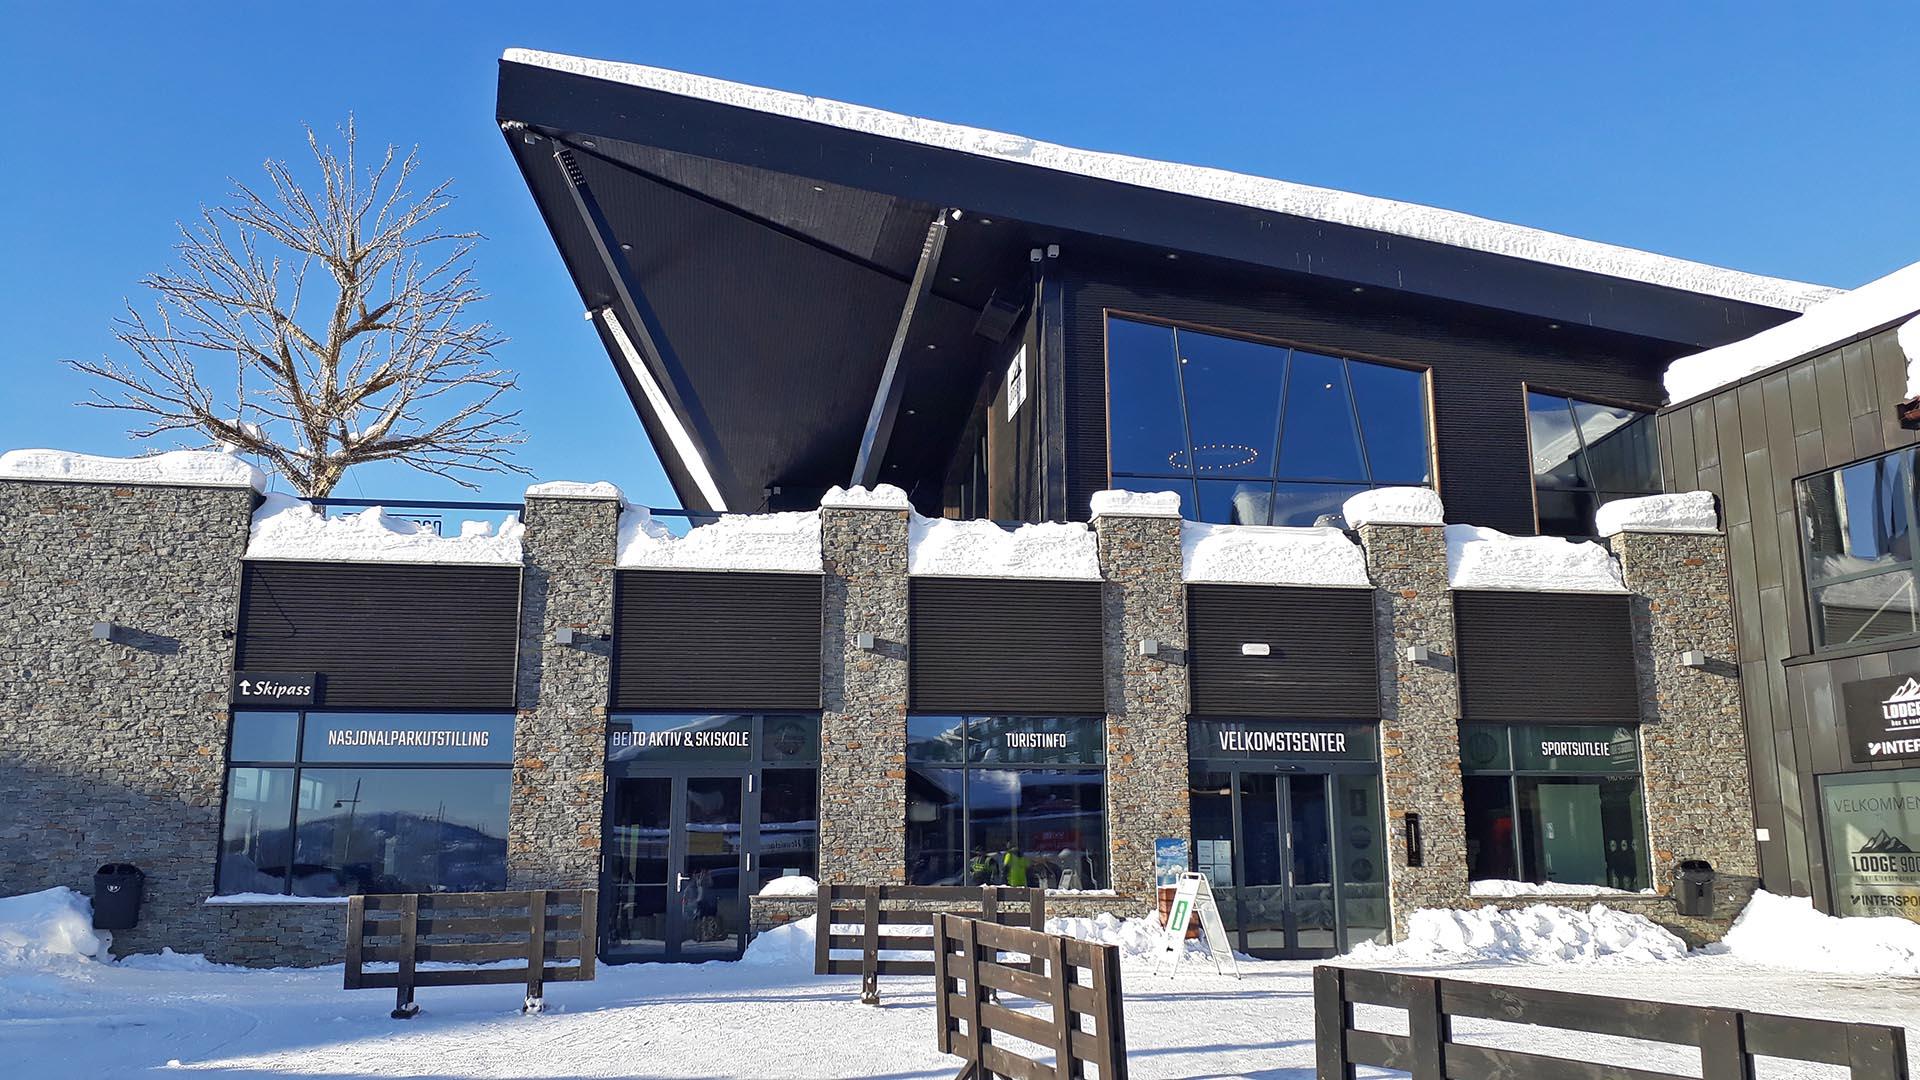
246 494 524 565
505 48 1840 314
526 479 626 503
1182 522 1372 587
908 513 1100 580
618 507 823 572
1445 524 1625 593
820 484 911 510
1342 487 1444 528
1664 259 1920 404
1088 488 1183 518
0 448 265 492
1594 492 1719 538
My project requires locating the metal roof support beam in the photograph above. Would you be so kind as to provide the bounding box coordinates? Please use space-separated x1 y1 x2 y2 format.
553 146 735 511
853 209 951 489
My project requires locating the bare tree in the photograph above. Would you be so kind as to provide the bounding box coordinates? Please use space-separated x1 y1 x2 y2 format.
70 118 526 497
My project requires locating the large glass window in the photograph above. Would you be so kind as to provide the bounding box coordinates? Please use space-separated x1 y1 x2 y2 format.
1105 316 1431 527
1798 447 1920 648
217 711 513 897
906 715 1107 890
1460 723 1649 892
1525 390 1662 537
1819 768 1920 919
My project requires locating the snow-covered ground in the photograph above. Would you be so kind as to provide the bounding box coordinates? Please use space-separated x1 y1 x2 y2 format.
3 889 1916 1079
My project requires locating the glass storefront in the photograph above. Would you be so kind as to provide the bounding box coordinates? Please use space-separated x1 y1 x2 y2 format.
1523 390 1661 538
602 713 819 962
1820 768 1920 922
1187 719 1387 957
216 711 514 897
1461 723 1649 891
905 715 1107 890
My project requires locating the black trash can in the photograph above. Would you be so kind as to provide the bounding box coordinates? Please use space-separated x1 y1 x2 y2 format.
1674 859 1714 918
93 863 144 930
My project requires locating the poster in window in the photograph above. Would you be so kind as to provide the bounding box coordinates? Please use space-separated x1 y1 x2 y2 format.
1821 770 1920 922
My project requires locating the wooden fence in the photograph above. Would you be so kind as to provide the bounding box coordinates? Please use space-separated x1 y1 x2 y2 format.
933 914 1128 1080
814 884 1047 1004
1315 965 1910 1080
345 889 597 1018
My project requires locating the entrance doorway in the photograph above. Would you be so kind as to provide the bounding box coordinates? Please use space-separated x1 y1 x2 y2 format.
604 773 748 962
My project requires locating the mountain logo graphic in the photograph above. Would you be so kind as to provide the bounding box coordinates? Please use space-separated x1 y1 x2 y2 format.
1885 677 1920 705
1858 829 1916 855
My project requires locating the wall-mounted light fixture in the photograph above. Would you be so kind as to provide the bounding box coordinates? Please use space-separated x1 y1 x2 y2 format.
1241 643 1271 657
1138 639 1161 657
1680 649 1709 669
91 621 119 642
855 632 877 651
1405 644 1431 664
554 628 608 646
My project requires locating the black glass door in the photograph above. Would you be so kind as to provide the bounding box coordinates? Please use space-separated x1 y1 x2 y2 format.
1191 767 1351 959
604 773 747 962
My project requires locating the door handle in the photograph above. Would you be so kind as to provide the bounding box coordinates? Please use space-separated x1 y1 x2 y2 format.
676 873 690 891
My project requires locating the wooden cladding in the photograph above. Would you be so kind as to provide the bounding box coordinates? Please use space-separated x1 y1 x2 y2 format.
908 577 1104 713
237 562 520 708
1187 585 1379 719
612 570 822 710
1454 590 1639 722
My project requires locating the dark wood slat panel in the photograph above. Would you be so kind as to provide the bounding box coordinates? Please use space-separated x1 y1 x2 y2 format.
1788 358 1822 436
1760 373 1796 507
613 570 822 710
1667 403 1700 488
908 577 1104 712
1455 592 1638 722
1714 392 1750 528
1814 351 1856 466
1187 584 1379 718
238 562 520 708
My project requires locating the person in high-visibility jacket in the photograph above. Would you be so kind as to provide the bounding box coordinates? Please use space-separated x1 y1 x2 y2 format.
1000 848 1030 888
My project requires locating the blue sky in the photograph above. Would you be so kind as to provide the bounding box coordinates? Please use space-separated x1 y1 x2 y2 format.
4 2 1916 508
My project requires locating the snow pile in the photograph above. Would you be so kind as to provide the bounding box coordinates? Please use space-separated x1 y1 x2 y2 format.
909 512 1100 580
1046 913 1194 962
1089 488 1183 517
756 875 819 898
820 484 911 510
503 51 1837 314
0 448 266 492
0 888 109 965
617 507 822 572
1594 492 1719 538
738 918 817 968
1719 891 1920 976
525 480 625 502
1469 880 1650 898
1445 523 1625 593
1182 522 1371 586
1665 259 1920 404
246 494 524 565
1342 487 1444 528
1350 903 1688 966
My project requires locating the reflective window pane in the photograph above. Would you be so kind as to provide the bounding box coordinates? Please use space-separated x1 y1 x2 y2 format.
1575 403 1659 492
906 766 967 884
760 768 819 881
969 715 1104 766
217 766 295 895
761 715 820 763
1534 489 1598 539
906 715 969 763
1195 479 1273 525
1272 482 1368 527
1276 351 1367 481
1106 319 1188 476
1516 776 1649 890
302 712 515 764
966 769 1106 890
1814 572 1920 647
1173 329 1284 479
1349 361 1431 485
289 767 509 896
1527 392 1589 490
1799 453 1914 581
229 712 299 763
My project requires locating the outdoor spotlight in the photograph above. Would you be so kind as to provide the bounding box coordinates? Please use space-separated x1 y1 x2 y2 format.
1680 649 1709 669
1405 644 1431 664
1138 639 1161 657
855 632 877 651
1240 643 1271 657
554 628 578 646
90 621 117 642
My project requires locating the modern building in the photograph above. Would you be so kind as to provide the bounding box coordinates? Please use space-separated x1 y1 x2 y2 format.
0 49 1890 968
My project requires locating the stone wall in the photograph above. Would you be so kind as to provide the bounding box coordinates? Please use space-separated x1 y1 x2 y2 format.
1354 522 1469 936
509 493 620 889
1092 508 1190 899
816 505 911 884
1614 527 1759 898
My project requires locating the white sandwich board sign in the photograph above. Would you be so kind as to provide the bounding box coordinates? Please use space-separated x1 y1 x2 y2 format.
1154 872 1238 978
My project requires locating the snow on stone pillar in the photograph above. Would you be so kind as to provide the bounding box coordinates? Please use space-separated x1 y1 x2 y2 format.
817 486 913 885
1344 488 1468 937
1601 493 1758 917
510 482 622 889
1090 490 1191 899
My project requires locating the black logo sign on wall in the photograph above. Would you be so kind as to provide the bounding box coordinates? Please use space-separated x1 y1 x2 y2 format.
1841 674 1920 763
231 671 321 706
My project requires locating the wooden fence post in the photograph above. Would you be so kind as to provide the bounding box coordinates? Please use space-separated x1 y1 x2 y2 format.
344 895 366 991
393 893 420 1019
1313 966 1352 1080
813 884 832 976
578 889 599 981
1699 1008 1753 1080
524 889 549 1014
861 887 881 1006
960 917 986 1066
1406 974 1447 1080
1847 1022 1910 1080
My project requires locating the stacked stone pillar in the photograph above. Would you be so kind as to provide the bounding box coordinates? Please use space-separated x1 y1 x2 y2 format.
508 491 621 888
1353 520 1468 936
1612 518 1758 920
1091 501 1191 898
816 495 912 884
